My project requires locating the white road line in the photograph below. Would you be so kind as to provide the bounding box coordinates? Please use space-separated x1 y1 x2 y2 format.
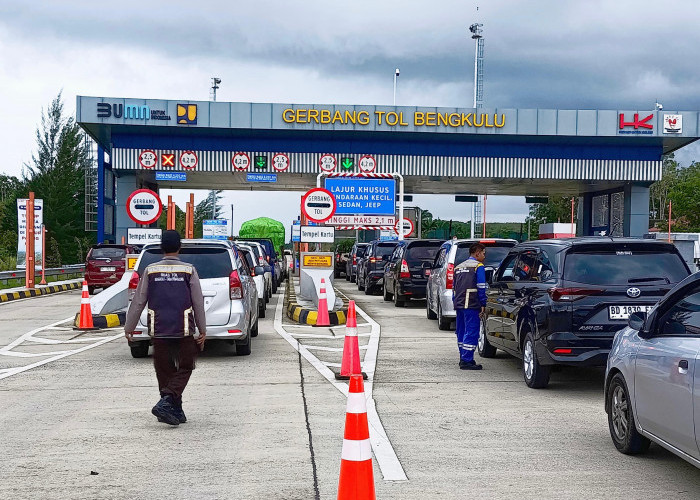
274 283 408 482
322 362 342 368
24 336 111 345
289 332 372 339
0 317 74 353
304 345 368 352
0 350 73 358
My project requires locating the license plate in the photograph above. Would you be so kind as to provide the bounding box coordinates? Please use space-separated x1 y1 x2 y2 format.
101 266 116 272
608 305 653 320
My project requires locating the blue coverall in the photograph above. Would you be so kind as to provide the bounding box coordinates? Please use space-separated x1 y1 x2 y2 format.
452 256 487 363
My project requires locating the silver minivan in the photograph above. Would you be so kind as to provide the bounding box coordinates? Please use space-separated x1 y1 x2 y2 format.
426 238 517 330
605 272 700 468
127 240 259 358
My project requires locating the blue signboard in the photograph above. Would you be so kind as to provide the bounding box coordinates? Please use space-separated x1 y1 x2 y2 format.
246 173 277 183
155 171 187 182
325 177 396 216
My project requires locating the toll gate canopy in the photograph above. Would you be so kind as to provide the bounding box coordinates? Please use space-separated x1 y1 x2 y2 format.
76 96 700 243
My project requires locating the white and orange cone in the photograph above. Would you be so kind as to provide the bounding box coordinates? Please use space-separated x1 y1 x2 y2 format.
315 278 331 327
337 300 361 380
75 280 96 330
337 374 376 500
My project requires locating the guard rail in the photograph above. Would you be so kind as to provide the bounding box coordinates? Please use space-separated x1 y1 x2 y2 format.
0 264 85 286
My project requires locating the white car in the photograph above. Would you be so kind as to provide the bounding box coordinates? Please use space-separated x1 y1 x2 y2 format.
127 239 258 358
239 241 273 302
236 243 268 318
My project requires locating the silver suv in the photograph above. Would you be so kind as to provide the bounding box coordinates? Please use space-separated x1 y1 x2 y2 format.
426 238 517 330
127 240 259 358
605 272 700 468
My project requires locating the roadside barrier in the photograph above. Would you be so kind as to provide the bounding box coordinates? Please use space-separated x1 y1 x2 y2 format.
336 300 364 380
0 281 81 302
315 278 331 327
337 374 376 500
74 281 97 330
285 281 347 326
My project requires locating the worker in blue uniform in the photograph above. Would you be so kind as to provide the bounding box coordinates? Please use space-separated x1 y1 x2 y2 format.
452 243 487 370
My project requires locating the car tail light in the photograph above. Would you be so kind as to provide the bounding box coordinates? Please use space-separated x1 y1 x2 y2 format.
229 270 243 299
369 257 377 264
400 259 410 279
353 256 357 265
128 272 140 289
250 267 256 277
480 240 496 244
548 287 603 302
446 263 454 289
266 255 270 262
227 329 242 334
553 348 573 354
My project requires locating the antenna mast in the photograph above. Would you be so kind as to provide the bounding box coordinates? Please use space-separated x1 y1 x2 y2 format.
469 21 484 108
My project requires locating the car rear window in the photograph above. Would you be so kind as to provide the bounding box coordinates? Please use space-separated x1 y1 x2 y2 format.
89 247 126 259
376 243 398 257
563 249 689 286
137 247 233 279
455 243 514 268
355 246 368 257
406 242 442 262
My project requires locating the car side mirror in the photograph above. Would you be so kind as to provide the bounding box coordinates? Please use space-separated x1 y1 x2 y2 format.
662 319 686 336
628 311 647 333
254 266 265 276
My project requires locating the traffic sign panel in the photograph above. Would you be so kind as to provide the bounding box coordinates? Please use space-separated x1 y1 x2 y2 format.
302 188 337 223
232 152 250 171
180 151 198 170
318 154 337 172
139 150 157 169
126 189 163 225
359 155 377 173
394 217 414 237
272 153 290 171
161 153 175 168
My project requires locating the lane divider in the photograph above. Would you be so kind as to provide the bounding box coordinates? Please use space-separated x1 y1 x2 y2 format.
73 311 126 329
285 280 349 325
0 281 82 302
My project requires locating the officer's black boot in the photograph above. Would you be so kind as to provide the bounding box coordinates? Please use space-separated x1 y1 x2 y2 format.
459 360 483 370
152 395 180 426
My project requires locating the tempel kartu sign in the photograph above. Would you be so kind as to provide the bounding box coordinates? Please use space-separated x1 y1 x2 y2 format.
325 177 396 216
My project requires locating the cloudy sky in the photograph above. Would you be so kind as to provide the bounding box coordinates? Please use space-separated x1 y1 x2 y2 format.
1 1 699 235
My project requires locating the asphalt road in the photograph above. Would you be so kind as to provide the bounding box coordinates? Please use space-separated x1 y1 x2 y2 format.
0 282 699 499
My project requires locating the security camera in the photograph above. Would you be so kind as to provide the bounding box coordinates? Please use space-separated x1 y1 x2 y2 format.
395 68 400 76
214 78 222 84
655 101 663 111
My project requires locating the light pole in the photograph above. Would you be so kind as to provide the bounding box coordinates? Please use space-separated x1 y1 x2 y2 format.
210 77 221 101
393 68 400 106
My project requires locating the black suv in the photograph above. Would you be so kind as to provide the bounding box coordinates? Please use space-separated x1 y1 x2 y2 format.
383 239 443 306
346 243 368 283
481 238 691 388
357 240 399 294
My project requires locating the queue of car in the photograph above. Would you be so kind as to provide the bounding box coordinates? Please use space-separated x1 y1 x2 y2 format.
355 234 699 469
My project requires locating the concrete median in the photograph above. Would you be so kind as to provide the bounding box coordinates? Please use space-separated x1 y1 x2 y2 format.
0 280 82 303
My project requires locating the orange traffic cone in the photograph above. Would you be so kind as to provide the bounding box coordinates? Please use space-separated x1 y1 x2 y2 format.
74 280 96 330
337 374 376 500
336 301 363 380
315 278 331 327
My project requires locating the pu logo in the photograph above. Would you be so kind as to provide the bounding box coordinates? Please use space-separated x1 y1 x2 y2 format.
177 104 197 125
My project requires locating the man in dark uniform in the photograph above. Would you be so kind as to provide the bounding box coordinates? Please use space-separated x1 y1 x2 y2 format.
452 243 487 370
125 230 207 426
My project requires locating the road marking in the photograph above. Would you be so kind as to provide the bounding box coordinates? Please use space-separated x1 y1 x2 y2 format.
304 345 368 352
274 284 408 482
289 332 372 339
1 349 73 357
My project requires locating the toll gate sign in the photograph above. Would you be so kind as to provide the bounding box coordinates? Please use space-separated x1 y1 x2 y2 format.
324 177 396 216
302 188 336 223
126 189 163 225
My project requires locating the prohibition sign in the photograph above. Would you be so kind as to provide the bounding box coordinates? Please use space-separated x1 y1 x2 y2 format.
301 187 337 223
232 152 251 171
272 153 290 171
318 154 337 172
180 151 198 170
126 189 163 225
359 155 377 173
138 150 157 169
394 217 415 237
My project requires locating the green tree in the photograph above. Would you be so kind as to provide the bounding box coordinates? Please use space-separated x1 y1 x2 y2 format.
650 154 680 223
667 161 700 231
24 92 94 264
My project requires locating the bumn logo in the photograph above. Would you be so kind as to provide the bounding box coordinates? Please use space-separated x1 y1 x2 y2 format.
97 103 150 120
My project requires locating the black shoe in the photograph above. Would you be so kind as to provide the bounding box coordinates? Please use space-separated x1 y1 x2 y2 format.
459 361 483 370
152 396 180 426
158 406 187 424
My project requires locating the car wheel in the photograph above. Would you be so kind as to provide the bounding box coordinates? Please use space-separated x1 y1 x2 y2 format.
383 281 393 301
345 272 350 282
250 315 259 338
607 373 651 454
426 288 437 320
88 285 96 295
477 320 496 358
437 301 451 330
394 284 405 307
364 281 373 295
272 281 278 295
129 342 149 358
522 331 550 388
334 269 341 279
265 289 270 304
357 274 365 291
237 331 252 355
350 273 356 283
258 299 266 319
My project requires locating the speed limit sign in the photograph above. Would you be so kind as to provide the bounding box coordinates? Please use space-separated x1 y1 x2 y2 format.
302 188 336 223
272 153 290 171
139 150 157 169
232 152 250 171
180 151 198 170
318 154 336 172
359 155 377 173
